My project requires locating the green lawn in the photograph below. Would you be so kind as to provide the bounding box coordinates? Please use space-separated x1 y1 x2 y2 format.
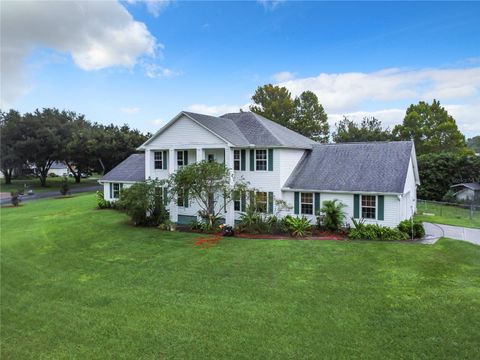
2 194 480 359
0 176 100 194
415 200 480 229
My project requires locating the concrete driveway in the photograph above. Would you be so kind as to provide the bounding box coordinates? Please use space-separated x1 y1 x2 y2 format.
423 222 480 245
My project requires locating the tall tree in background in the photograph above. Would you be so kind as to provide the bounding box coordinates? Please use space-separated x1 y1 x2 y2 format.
393 99 468 155
0 110 24 184
467 136 480 153
332 116 392 143
64 116 96 183
293 91 329 142
250 85 329 142
250 84 295 128
15 108 71 186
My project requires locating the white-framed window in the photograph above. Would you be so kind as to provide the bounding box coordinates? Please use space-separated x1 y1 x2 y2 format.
112 183 122 199
178 191 185 207
256 191 267 213
256 149 267 171
361 195 376 219
234 150 241 171
234 191 241 211
154 151 163 169
301 192 313 215
177 151 185 167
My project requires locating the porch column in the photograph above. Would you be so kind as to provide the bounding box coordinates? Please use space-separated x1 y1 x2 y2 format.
196 147 204 163
224 147 235 226
144 149 151 179
167 148 178 223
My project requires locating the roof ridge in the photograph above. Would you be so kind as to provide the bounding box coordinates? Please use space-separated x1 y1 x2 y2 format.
250 112 285 145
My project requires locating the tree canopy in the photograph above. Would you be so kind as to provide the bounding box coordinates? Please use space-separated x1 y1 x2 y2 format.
332 116 392 143
393 99 468 155
250 85 329 142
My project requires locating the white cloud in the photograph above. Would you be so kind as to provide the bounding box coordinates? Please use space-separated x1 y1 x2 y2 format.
277 67 480 113
1 0 158 106
257 0 286 11
150 118 166 126
120 107 140 115
272 71 295 82
126 0 171 17
445 101 480 135
187 104 250 116
145 64 181 78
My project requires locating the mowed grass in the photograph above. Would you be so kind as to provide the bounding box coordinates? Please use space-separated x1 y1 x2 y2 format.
0 176 99 194
415 201 480 229
1 194 480 359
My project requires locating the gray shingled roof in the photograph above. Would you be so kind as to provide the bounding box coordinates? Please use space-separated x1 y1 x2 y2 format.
100 153 145 182
183 111 316 148
451 182 480 191
284 141 414 193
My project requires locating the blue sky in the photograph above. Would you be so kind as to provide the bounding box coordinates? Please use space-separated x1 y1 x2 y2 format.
2 1 480 137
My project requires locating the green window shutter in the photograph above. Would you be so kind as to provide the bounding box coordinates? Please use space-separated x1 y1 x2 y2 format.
294 192 299 215
268 192 274 214
163 188 168 206
250 149 255 171
314 193 320 215
162 150 168 170
241 192 246 211
353 194 360 219
109 183 113 198
241 149 246 171
268 149 273 171
184 191 189 208
378 195 384 220
184 150 189 165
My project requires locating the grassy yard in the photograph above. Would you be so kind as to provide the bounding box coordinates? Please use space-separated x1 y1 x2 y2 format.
2 194 479 359
415 200 480 229
0 176 100 194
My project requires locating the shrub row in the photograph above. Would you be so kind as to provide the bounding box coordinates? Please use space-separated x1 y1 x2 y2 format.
348 218 425 241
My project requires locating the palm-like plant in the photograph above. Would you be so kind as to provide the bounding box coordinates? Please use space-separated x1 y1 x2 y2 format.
320 199 347 232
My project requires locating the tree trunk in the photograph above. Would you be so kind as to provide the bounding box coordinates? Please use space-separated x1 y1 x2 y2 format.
98 158 106 175
39 173 47 187
2 168 12 184
66 161 81 183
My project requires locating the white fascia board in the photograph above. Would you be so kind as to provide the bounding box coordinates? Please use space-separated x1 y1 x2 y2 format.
281 187 401 196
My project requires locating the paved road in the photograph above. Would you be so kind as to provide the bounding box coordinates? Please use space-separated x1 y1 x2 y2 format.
423 222 480 245
0 185 101 206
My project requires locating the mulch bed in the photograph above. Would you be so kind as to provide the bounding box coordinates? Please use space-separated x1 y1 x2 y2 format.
234 233 345 240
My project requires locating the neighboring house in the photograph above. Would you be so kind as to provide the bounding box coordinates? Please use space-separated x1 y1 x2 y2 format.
99 111 419 228
450 183 480 203
48 161 70 177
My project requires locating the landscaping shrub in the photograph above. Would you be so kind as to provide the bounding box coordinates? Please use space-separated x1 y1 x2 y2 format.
320 199 346 232
349 219 408 241
284 215 312 237
10 191 20 207
398 219 426 239
59 176 70 196
96 190 112 209
237 206 269 234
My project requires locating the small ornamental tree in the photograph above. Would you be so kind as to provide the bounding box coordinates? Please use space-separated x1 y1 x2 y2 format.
166 161 249 229
320 199 347 232
59 176 70 196
117 179 169 226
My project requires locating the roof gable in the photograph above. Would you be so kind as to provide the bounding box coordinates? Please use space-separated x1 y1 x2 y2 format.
284 141 414 194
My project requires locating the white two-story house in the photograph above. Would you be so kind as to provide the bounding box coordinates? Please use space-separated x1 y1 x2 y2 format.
99 111 419 228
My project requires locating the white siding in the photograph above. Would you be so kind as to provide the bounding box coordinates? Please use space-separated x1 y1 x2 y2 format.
103 182 133 201
402 156 418 218
148 115 226 147
279 149 306 187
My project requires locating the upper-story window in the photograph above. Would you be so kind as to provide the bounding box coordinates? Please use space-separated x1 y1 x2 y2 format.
361 195 376 219
256 150 267 171
154 152 163 169
301 192 313 215
234 150 241 170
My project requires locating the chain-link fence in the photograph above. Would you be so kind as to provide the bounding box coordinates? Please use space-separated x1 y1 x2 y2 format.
417 199 479 221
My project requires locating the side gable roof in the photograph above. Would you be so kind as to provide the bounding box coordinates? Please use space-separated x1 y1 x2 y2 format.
284 141 414 194
100 153 145 182
139 111 316 149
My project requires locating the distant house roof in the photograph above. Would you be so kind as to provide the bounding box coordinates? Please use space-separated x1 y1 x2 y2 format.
451 182 480 191
140 111 317 149
284 141 414 194
50 161 68 169
100 154 145 182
